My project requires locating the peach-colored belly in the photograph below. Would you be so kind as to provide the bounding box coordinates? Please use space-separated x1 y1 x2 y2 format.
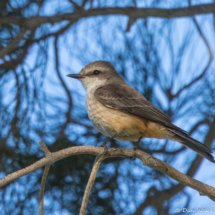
86 96 169 141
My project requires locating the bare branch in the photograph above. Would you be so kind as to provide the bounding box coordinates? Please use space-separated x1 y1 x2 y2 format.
39 164 51 215
1 4 215 28
30 22 72 43
69 0 82 10
132 0 137 7
171 17 213 99
0 29 26 59
54 37 73 135
0 145 215 201
79 155 105 215
133 118 215 214
39 141 51 157
38 141 52 215
81 0 88 8
126 17 137 32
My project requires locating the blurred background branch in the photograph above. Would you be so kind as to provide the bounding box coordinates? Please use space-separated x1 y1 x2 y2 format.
0 0 215 214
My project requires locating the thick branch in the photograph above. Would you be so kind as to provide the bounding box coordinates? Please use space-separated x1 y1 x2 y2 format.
1 3 215 28
0 145 215 201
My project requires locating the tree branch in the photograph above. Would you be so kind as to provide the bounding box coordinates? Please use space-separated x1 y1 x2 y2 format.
69 0 83 10
39 141 52 157
0 29 26 59
133 117 215 214
171 16 213 99
39 164 50 215
54 36 73 136
38 141 52 215
0 144 215 201
1 3 215 28
79 155 106 215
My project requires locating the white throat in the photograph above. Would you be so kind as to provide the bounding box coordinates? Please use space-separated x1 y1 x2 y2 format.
81 77 106 93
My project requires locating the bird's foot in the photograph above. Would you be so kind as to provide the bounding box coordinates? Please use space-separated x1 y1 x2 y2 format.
99 140 109 155
129 148 137 160
130 156 136 161
99 142 108 148
130 136 142 160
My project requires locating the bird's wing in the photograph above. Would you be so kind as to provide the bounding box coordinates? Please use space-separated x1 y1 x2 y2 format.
94 84 172 126
94 84 215 163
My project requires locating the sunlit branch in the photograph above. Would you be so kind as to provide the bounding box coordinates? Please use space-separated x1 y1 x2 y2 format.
0 143 215 201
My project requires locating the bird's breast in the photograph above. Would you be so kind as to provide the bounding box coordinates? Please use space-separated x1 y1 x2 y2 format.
85 94 155 141
86 95 118 137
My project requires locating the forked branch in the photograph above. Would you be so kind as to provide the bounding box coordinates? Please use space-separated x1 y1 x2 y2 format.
0 144 215 204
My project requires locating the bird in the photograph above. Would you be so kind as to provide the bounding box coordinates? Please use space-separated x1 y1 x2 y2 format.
67 61 215 163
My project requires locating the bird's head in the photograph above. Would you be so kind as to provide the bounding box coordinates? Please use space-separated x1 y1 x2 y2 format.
67 61 123 92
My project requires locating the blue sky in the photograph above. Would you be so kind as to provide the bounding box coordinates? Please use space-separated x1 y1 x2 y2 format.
1 0 215 214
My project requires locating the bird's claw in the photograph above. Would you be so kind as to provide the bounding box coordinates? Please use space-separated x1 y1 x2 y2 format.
99 142 109 155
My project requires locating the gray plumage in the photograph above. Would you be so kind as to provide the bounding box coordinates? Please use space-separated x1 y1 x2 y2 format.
94 83 214 163
68 60 215 163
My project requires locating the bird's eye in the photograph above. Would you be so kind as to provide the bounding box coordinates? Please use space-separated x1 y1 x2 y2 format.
93 70 100 75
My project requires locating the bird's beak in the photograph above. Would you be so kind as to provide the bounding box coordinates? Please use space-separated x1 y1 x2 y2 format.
67 74 85 79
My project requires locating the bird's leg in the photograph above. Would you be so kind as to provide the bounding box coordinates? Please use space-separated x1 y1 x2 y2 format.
99 137 112 148
133 136 143 150
99 131 122 148
130 136 143 160
99 131 123 155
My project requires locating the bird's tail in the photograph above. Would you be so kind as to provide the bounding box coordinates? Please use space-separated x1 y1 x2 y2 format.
168 126 215 163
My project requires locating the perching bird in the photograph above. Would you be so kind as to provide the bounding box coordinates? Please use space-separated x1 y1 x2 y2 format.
67 61 214 163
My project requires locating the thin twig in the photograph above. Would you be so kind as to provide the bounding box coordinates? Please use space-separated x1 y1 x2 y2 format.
126 17 137 32
54 37 73 136
81 0 88 8
79 155 105 215
29 22 72 44
132 0 137 7
0 29 26 59
89 0 93 9
39 141 51 157
69 0 82 10
39 164 51 215
171 16 213 99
